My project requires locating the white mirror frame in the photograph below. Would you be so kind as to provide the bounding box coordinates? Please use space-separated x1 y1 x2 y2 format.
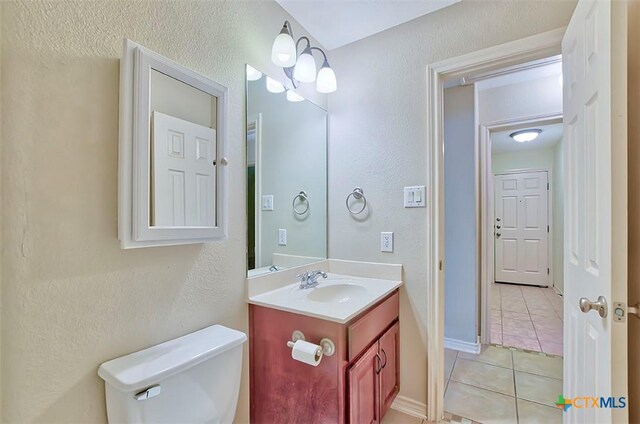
118 39 229 249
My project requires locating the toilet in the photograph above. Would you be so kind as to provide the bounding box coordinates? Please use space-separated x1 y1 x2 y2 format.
98 325 246 423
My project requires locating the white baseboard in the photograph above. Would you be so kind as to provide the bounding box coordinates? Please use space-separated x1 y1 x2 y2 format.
444 337 481 354
391 395 427 419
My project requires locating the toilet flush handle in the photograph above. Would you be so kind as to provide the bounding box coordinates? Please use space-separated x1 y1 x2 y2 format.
134 385 161 401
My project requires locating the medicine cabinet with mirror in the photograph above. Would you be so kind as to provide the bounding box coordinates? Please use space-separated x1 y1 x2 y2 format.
119 40 228 249
246 65 327 276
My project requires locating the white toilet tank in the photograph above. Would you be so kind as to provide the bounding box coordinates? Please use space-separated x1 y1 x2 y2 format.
98 325 246 423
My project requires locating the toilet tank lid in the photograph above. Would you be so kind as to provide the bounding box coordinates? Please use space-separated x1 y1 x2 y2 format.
97 325 247 392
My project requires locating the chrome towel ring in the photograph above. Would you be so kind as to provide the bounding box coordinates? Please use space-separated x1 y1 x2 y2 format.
346 187 367 214
293 191 310 215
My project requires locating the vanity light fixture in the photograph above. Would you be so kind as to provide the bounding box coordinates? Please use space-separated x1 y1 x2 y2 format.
510 129 542 143
271 21 337 93
286 90 305 102
266 76 285 94
246 65 263 81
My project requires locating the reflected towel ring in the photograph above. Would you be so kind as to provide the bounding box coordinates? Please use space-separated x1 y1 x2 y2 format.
293 191 310 215
346 187 367 214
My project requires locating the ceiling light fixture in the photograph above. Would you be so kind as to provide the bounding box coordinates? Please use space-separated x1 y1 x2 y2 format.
510 129 542 143
271 21 337 93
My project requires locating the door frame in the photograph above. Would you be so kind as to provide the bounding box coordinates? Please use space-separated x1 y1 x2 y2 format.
425 28 564 421
479 114 562 345
247 113 263 267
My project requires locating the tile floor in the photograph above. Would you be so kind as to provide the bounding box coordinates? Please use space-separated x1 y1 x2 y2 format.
444 345 563 424
491 282 564 355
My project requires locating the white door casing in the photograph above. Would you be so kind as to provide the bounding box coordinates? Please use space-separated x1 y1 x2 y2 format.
562 0 628 422
494 171 550 286
152 111 217 227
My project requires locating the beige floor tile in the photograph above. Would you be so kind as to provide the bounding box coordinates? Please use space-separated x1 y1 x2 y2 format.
444 381 517 424
502 310 531 321
503 335 541 352
512 350 563 379
445 349 457 380
381 408 423 424
450 358 515 396
517 399 563 424
515 371 562 407
459 345 513 369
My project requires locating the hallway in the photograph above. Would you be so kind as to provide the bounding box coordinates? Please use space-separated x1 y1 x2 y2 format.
491 283 563 355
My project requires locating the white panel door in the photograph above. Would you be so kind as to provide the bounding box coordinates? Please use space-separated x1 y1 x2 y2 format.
494 171 549 286
152 111 217 227
563 1 627 422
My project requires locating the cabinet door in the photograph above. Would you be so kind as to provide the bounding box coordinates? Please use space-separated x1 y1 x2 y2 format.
348 342 380 424
379 322 400 417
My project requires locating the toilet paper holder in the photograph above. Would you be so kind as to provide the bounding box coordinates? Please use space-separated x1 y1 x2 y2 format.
286 330 335 357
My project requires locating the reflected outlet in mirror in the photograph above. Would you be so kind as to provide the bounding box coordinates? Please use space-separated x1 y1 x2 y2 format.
246 64 327 276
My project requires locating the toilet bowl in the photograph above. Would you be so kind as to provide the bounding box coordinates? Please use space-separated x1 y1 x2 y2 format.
98 325 246 423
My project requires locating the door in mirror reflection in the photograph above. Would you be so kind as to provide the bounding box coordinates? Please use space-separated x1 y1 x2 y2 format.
246 65 327 276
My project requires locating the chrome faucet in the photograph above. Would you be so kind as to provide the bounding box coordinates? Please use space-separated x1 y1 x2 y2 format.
297 270 328 289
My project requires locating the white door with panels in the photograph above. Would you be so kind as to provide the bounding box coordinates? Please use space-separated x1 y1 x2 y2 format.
563 0 628 422
494 171 549 286
152 111 217 227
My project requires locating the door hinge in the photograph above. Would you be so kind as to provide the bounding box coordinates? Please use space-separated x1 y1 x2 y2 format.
547 225 550 233
547 182 549 190
439 260 443 271
547 268 550 275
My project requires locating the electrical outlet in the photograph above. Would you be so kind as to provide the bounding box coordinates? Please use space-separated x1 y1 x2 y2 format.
381 232 393 252
278 229 287 246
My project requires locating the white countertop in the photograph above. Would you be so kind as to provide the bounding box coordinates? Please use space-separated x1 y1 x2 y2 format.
247 273 402 324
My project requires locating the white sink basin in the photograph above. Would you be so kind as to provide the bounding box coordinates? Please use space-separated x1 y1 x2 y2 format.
248 273 402 323
306 284 367 303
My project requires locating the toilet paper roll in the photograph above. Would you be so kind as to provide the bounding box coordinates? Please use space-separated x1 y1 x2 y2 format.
291 340 323 366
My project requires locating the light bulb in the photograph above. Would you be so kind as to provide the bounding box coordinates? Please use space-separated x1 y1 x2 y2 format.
246 64 262 81
271 24 297 67
316 60 337 93
286 90 305 102
510 129 542 143
266 76 285 94
293 46 317 83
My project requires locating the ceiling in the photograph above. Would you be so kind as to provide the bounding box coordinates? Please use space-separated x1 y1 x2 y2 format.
492 123 563 154
274 0 461 50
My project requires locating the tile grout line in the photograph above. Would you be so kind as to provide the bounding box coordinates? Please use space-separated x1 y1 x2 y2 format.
511 349 520 424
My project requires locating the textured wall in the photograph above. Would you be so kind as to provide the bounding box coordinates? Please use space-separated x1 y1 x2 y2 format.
492 147 555 173
0 1 325 422
327 0 576 404
443 85 477 345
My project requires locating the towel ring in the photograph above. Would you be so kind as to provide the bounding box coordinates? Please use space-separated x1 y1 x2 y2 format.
346 187 367 214
293 191 310 215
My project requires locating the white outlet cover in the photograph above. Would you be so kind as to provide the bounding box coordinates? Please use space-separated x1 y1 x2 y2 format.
278 228 287 246
381 232 393 252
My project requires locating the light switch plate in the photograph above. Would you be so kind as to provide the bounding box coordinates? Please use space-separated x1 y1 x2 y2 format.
381 232 393 252
261 195 274 211
404 186 426 208
278 229 287 246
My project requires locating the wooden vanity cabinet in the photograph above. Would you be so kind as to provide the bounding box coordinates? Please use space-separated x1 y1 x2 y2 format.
347 322 399 424
249 289 399 424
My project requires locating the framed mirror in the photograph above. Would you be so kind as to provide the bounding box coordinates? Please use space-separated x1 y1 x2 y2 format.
119 40 228 249
246 65 327 276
